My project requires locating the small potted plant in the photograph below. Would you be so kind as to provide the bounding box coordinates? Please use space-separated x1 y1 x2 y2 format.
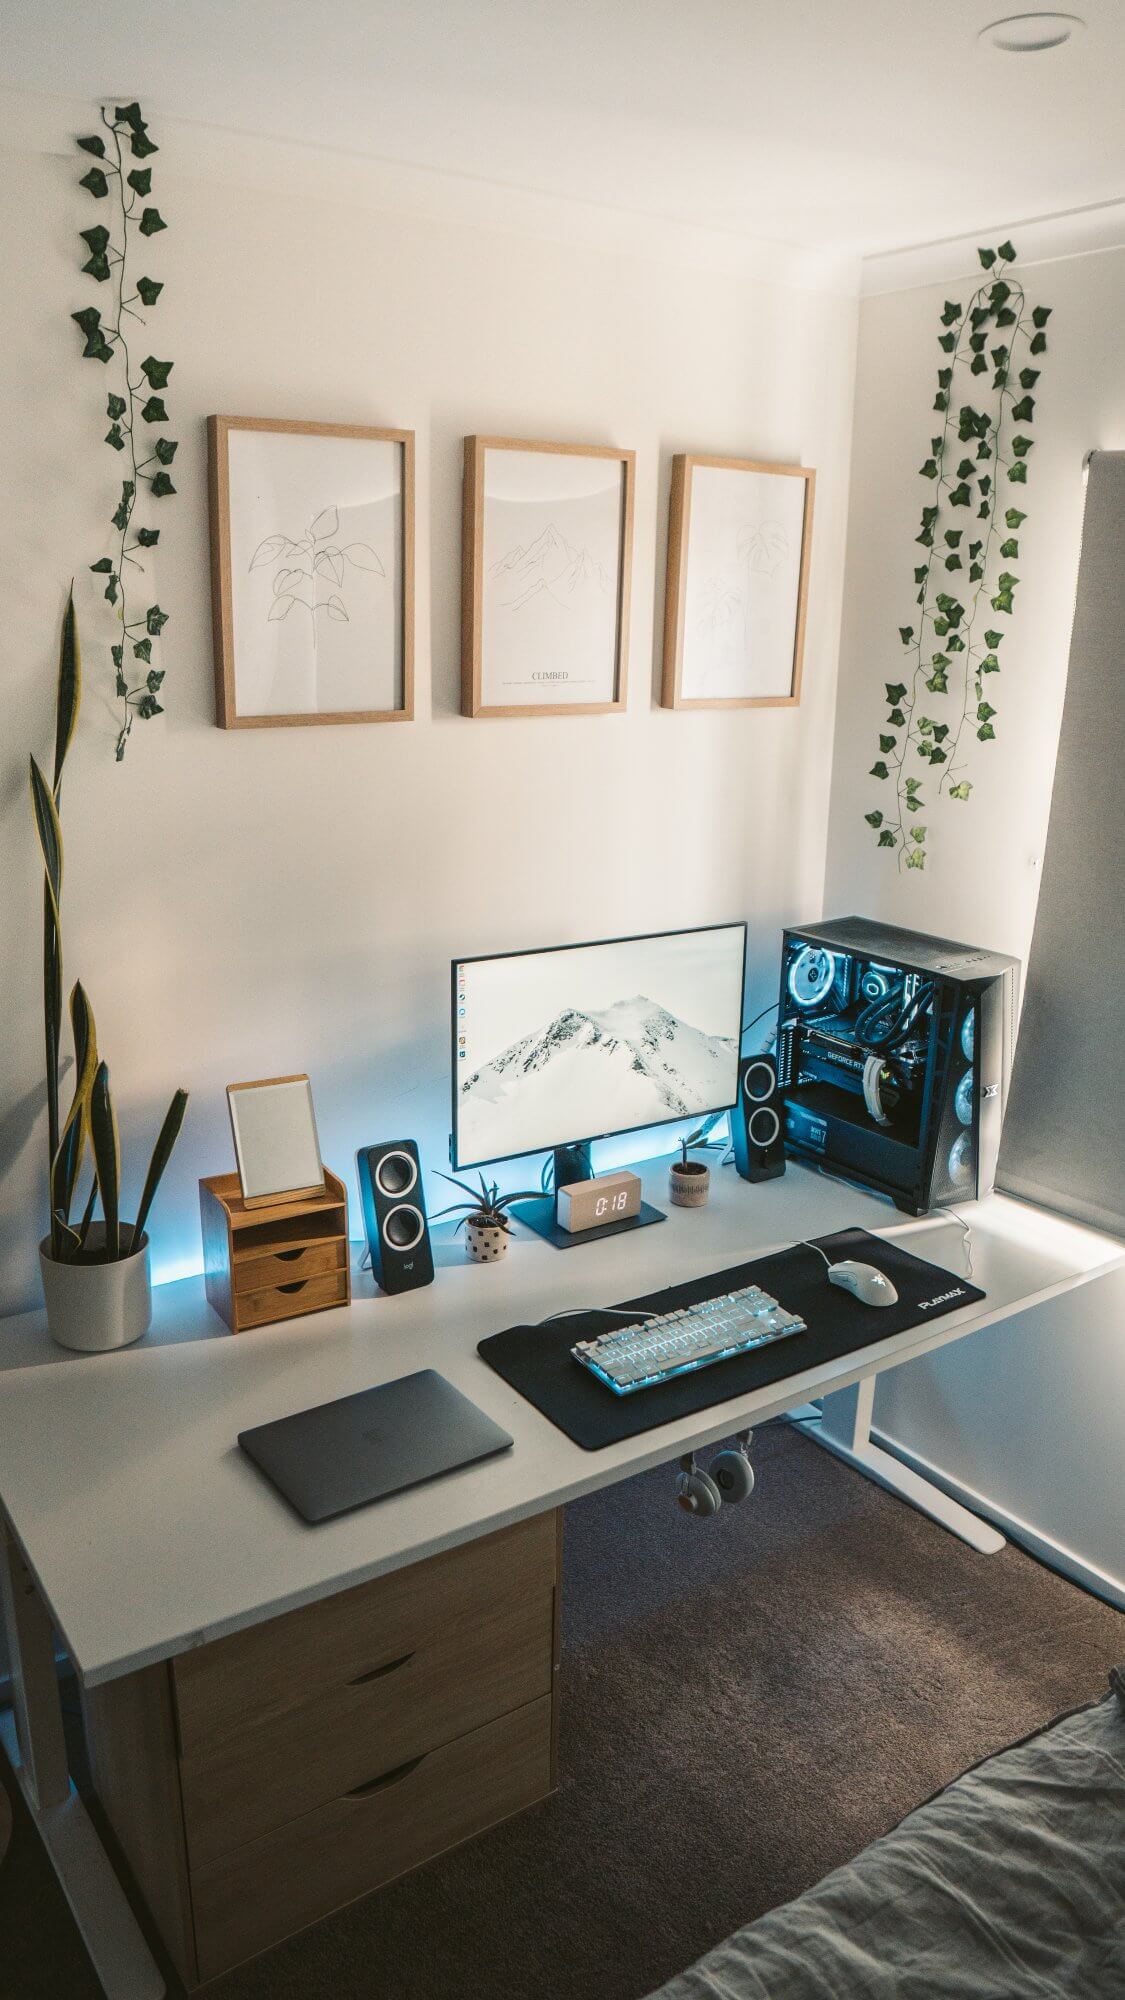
432 1171 541 1263
668 1127 712 1209
31 594 188 1351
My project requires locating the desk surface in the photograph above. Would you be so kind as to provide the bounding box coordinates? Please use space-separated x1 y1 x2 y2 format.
0 1159 1119 1688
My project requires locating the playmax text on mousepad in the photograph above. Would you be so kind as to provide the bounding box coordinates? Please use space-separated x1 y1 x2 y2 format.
477 1226 984 1450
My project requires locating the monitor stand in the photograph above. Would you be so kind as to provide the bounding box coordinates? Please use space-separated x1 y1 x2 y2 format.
514 1143 666 1250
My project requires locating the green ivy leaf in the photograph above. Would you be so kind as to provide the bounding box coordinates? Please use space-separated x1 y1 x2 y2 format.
910 824 927 842
138 207 167 237
968 333 985 354
115 101 144 128
1008 462 1028 484
932 723 950 743
928 746 948 765
888 707 905 726
77 134 106 157
949 482 971 507
104 423 125 451
898 625 914 644
980 653 1000 673
994 307 1016 328
116 668 128 698
970 355 988 374
111 643 124 668
933 616 949 635
933 392 948 413
146 669 165 693
978 247 997 269
955 459 973 480
913 565 928 585
1005 508 1026 529
947 634 966 653
79 166 109 198
937 368 953 388
977 721 996 741
926 666 949 694
1000 536 1019 558
133 638 152 663
104 392 125 421
153 437 178 465
129 128 159 160
885 682 907 704
870 761 889 780
969 562 984 582
906 848 926 869
146 604 169 635
944 529 963 547
127 167 153 196
945 554 962 570
949 781 972 801
72 304 101 335
969 306 989 330
938 331 956 353
940 300 963 326
919 458 938 480
150 471 176 497
141 395 167 422
977 701 997 722
1019 368 1040 391
1011 435 1033 458
105 574 118 605
82 252 111 281
111 479 135 530
135 526 160 547
917 716 934 736
878 829 896 848
1029 331 1048 355
865 810 884 828
80 224 111 256
1031 305 1052 328
906 795 924 812
140 355 173 388
136 276 164 306
998 240 1017 263
977 439 992 460
879 734 896 753
1011 396 1035 424
90 557 113 573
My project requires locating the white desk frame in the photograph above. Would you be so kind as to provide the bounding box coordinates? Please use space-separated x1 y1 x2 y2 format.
0 1158 1120 2000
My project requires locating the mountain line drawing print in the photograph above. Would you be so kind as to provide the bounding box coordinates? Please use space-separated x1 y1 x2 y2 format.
458 995 737 1162
490 523 612 613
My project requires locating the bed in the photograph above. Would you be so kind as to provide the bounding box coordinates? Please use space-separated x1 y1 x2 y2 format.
647 1669 1125 2000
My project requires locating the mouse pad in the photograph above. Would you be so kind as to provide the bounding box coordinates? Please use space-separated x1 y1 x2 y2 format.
477 1227 984 1451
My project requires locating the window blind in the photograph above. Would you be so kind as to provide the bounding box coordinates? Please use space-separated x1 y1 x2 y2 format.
996 449 1125 1235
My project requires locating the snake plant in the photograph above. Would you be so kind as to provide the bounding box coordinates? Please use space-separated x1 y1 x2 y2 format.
31 593 188 1262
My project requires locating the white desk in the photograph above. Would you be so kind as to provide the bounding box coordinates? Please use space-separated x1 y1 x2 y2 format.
1 1157 1121 1997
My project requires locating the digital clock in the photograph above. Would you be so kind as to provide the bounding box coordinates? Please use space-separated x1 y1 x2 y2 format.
556 1169 643 1235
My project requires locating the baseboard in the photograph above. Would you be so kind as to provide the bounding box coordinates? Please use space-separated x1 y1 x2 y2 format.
869 1424 1125 1614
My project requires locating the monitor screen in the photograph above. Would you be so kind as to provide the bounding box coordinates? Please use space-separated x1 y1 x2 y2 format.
452 923 746 1170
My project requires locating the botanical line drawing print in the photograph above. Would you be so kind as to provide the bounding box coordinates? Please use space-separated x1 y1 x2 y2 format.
740 517 789 578
249 505 385 625
489 523 611 613
694 516 791 666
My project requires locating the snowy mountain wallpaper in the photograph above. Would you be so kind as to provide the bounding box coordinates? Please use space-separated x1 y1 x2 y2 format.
480 448 625 706
456 928 744 1165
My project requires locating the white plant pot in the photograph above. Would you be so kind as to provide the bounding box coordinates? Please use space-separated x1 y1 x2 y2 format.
669 1161 711 1209
465 1217 509 1263
39 1226 152 1353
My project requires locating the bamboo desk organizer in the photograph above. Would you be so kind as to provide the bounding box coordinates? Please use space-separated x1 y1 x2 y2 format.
200 1170 351 1333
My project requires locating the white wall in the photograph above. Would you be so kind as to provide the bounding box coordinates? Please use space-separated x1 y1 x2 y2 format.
823 235 1125 1604
0 113 859 1317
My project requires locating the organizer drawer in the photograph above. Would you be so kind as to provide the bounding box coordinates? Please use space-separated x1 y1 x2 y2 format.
180 1579 554 1863
235 1268 347 1328
173 1512 559 1753
192 1696 553 1981
233 1239 344 1293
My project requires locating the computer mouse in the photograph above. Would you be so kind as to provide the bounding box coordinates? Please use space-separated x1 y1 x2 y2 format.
826 1260 899 1308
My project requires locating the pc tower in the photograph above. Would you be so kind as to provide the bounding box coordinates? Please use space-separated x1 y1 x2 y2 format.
776 916 1019 1214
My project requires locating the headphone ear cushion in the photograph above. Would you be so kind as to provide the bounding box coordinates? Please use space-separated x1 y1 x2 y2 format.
676 1467 722 1517
710 1449 755 1503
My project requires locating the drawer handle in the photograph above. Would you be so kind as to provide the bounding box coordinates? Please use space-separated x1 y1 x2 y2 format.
275 1247 306 1263
276 1280 308 1295
349 1650 415 1686
347 1754 426 1799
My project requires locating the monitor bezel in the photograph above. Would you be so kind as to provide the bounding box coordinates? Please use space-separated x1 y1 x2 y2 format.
450 920 748 1172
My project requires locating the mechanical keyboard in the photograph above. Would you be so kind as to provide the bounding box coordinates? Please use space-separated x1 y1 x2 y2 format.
571 1284 807 1395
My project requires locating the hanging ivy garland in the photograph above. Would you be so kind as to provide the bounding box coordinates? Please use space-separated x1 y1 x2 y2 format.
71 102 176 761
865 242 1052 869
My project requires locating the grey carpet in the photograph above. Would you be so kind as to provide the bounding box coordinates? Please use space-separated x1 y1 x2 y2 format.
1 1422 1122 2000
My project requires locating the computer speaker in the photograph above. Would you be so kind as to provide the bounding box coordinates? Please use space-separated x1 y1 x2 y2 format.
731 1053 786 1184
356 1140 435 1295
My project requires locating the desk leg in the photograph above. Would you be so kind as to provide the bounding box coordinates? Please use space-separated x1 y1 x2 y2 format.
0 1521 165 2000
791 1377 1007 1555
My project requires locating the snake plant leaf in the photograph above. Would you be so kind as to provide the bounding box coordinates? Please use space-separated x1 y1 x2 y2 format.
130 1088 188 1251
52 1211 83 1260
51 982 99 1223
76 1176 99 1252
89 1062 121 1259
52 591 82 792
29 757 63 924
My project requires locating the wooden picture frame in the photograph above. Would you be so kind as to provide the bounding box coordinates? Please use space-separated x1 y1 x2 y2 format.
461 436 635 718
226 1075 326 1208
661 454 815 710
209 416 415 728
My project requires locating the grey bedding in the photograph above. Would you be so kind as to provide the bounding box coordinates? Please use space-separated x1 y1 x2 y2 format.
647 1670 1125 2000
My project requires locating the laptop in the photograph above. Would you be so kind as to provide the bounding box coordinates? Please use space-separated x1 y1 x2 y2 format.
238 1369 513 1524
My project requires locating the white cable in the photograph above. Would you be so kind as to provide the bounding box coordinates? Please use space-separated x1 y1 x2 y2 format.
937 1207 975 1277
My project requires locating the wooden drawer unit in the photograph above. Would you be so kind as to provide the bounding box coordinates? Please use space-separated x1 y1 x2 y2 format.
83 1513 562 1988
192 1696 553 1981
200 1169 351 1332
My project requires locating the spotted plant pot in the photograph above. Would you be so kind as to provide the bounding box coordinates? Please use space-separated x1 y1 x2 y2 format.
466 1215 509 1262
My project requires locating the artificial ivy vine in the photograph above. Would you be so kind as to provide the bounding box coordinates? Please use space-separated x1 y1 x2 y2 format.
71 102 176 761
865 243 1051 868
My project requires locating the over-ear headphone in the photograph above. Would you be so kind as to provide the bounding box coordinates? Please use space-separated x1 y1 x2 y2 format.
675 1431 755 1517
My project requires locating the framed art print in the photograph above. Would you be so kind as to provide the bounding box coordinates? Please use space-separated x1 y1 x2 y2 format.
661 455 815 710
209 416 414 727
461 436 635 717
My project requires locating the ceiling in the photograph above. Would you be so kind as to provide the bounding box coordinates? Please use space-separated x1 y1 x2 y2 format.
6 1 1125 255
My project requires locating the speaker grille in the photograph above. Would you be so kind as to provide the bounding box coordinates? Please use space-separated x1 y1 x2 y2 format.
382 1204 424 1252
375 1149 418 1198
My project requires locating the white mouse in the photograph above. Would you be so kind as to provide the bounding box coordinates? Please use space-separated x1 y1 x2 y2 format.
826 1260 899 1308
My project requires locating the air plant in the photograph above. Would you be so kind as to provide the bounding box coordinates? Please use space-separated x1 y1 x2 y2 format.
30 591 188 1263
431 1171 542 1235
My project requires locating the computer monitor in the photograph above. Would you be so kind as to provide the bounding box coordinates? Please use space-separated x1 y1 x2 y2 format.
451 924 747 1202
